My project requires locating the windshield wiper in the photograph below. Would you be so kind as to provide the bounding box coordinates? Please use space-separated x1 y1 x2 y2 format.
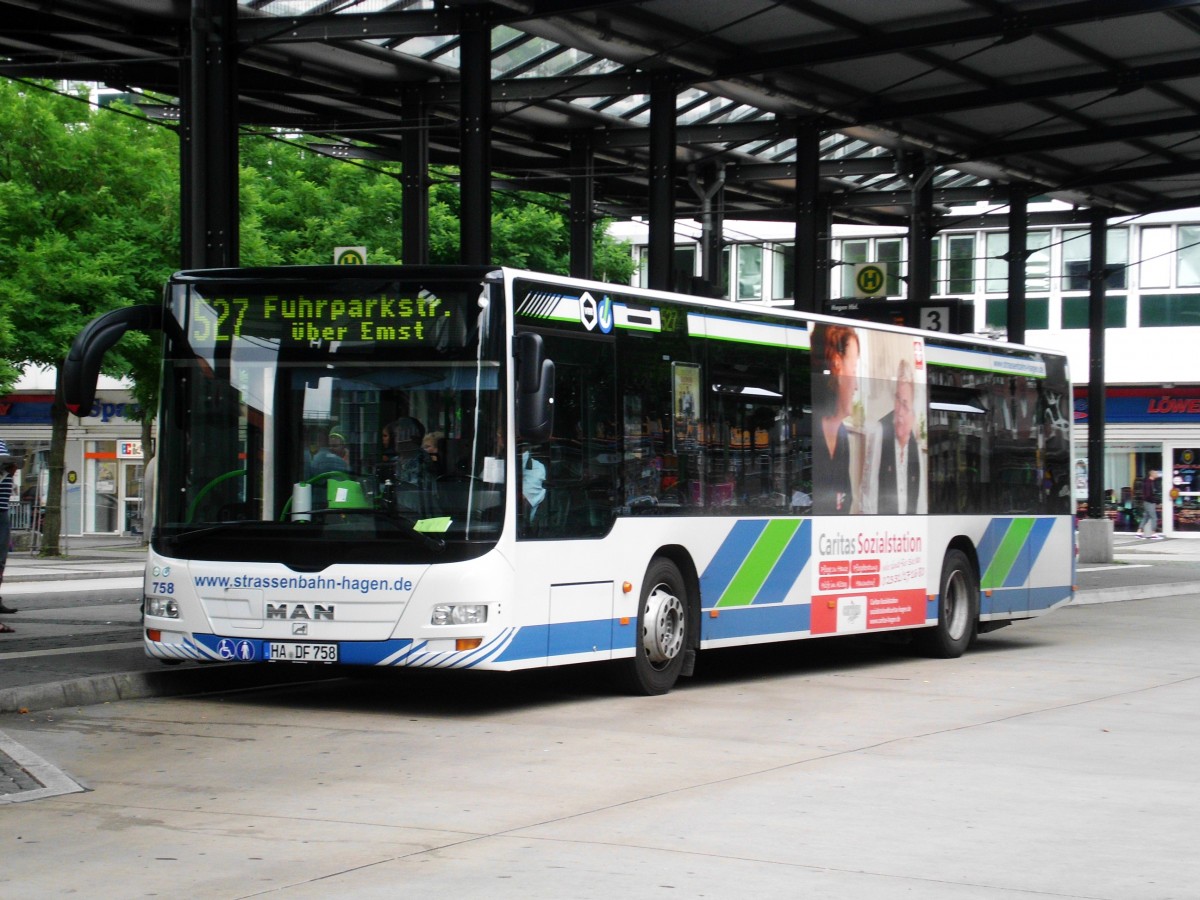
170 521 264 543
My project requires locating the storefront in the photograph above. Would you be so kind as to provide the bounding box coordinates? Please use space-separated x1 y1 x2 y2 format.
1074 386 1200 536
0 385 148 537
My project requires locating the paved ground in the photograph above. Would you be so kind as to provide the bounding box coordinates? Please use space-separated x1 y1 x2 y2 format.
1 530 1197 716
0 579 1198 898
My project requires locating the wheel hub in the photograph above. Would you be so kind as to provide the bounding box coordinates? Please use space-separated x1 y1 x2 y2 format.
642 585 685 664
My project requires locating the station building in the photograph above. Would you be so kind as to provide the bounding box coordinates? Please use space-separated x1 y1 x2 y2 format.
0 366 148 539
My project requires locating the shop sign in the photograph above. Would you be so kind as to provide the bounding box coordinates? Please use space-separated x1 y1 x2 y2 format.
118 440 143 459
1074 387 1200 423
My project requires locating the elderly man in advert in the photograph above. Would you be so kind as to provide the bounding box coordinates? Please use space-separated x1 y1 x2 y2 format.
861 359 924 515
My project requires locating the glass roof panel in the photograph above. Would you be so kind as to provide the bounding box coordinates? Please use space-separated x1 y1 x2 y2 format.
522 47 598 78
573 57 623 77
237 0 995 205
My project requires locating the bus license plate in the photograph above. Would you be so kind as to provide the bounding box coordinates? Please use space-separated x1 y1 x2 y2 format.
267 642 338 663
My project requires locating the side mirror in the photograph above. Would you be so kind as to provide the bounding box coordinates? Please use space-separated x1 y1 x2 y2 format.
63 305 163 415
514 332 554 443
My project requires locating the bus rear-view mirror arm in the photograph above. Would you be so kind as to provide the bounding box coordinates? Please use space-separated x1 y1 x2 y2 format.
514 331 555 443
63 304 164 415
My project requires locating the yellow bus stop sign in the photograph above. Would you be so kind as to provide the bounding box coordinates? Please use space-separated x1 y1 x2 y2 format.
853 262 887 298
334 246 367 265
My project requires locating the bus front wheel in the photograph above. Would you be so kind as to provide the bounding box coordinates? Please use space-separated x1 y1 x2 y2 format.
616 558 689 696
919 549 978 658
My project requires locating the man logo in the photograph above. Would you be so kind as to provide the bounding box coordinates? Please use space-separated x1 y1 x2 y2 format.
579 291 598 331
293 622 309 635
266 603 335 621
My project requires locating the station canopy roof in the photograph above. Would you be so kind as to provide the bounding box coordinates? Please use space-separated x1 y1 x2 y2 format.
4 0 1200 227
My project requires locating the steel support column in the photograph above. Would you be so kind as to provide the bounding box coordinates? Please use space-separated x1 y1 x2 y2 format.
688 163 724 296
908 168 934 303
1086 208 1109 520
1005 185 1028 344
401 91 429 265
459 5 490 265
647 79 676 292
183 0 238 269
569 131 594 279
793 119 822 313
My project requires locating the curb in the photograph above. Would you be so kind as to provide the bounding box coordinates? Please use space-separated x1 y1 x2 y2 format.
1072 581 1200 606
0 663 342 715
7 570 145 585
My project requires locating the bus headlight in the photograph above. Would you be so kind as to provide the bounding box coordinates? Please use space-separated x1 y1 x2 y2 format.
146 596 180 618
431 604 488 626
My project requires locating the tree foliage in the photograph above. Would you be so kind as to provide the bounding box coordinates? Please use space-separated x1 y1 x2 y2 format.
0 79 179 554
0 79 635 552
237 136 635 279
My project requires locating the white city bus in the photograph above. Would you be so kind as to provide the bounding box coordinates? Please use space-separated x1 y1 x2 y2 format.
66 265 1075 694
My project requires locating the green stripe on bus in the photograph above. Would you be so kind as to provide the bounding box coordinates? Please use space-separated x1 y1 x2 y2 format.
981 517 1035 589
717 519 802 607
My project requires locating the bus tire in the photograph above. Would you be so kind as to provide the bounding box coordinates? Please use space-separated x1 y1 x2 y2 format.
616 558 689 696
919 549 978 658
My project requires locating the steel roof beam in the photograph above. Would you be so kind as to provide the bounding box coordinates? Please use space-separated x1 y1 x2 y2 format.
967 114 1200 160
846 56 1200 125
238 10 459 45
710 0 1200 79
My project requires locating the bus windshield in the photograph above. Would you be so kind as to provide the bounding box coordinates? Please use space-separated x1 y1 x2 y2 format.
154 270 507 566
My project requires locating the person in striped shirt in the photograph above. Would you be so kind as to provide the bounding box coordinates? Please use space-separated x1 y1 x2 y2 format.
0 438 21 622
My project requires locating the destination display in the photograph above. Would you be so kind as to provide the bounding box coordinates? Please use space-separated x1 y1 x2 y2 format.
181 284 473 350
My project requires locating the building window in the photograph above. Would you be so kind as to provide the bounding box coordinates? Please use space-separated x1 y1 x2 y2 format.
985 231 1050 292
771 242 795 301
1140 227 1172 288
838 239 868 297
877 238 902 296
1178 226 1200 287
985 297 1050 331
1061 295 1127 329
736 244 763 300
673 244 697 293
1062 228 1127 291
947 234 975 295
1140 294 1200 327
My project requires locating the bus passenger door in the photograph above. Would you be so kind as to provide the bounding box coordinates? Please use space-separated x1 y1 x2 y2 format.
517 331 618 540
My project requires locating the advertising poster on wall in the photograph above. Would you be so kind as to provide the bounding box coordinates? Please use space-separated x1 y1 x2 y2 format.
808 324 929 634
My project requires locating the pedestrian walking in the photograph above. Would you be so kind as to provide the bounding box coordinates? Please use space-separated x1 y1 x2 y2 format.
1140 469 1163 539
0 438 21 623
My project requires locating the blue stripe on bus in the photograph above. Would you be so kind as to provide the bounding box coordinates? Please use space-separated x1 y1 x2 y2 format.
1002 517 1056 588
753 519 812 604
699 519 769 606
1029 584 1072 610
976 517 1012 573
702 603 811 641
339 640 415 665
979 584 1071 616
492 623 550 663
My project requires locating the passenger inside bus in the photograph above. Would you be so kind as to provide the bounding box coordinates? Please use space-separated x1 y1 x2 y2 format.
380 416 436 515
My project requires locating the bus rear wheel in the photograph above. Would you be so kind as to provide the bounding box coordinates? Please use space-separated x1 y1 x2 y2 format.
918 549 978 658
616 558 689 696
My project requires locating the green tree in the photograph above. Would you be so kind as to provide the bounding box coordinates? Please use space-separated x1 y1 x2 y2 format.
0 79 179 554
0 93 634 554
238 136 634 279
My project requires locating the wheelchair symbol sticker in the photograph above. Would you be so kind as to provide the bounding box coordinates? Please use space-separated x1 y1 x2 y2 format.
217 638 256 661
